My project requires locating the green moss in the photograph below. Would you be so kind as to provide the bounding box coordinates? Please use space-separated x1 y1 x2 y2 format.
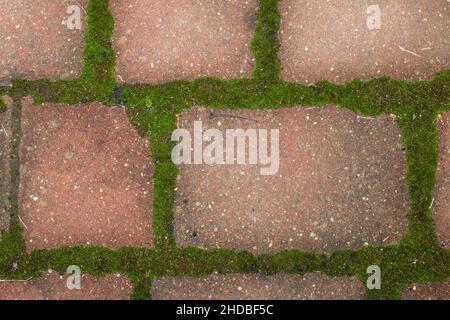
0 88 6 112
258 250 326 275
0 0 448 300
129 273 153 300
0 223 28 278
79 0 116 101
252 0 281 82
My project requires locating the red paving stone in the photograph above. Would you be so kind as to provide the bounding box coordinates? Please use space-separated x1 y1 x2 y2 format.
0 0 87 83
279 0 450 84
111 0 258 84
0 96 12 232
402 279 450 300
19 98 153 250
433 112 450 247
152 272 365 300
0 272 132 300
174 106 408 254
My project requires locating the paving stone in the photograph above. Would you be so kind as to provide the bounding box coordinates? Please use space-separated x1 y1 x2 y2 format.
433 112 450 247
279 0 450 84
0 96 12 232
0 0 87 82
0 272 132 300
174 106 408 254
402 279 450 300
111 0 258 84
152 272 365 300
19 98 153 250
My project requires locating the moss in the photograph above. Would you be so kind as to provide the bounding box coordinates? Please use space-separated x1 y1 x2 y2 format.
258 250 326 275
78 0 116 101
252 0 281 83
0 88 6 112
0 0 448 300
326 249 359 277
129 273 153 300
353 243 450 300
0 223 28 278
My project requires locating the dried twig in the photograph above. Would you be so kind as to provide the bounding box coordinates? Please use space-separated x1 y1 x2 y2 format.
1 124 8 138
18 215 28 231
209 111 259 123
0 277 33 282
356 115 374 120
399 46 421 57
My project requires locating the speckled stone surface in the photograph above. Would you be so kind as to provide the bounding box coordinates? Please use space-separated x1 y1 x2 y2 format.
111 0 257 84
402 279 450 300
174 106 409 254
433 112 450 247
0 272 132 300
0 0 87 82
152 272 366 300
0 96 12 232
279 0 450 84
19 98 154 250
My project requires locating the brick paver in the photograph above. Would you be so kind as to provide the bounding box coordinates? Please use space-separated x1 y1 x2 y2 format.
0 272 132 300
402 279 450 300
111 0 258 84
152 272 365 300
174 106 408 254
279 0 450 84
0 96 12 232
433 112 450 247
19 98 153 250
0 0 87 83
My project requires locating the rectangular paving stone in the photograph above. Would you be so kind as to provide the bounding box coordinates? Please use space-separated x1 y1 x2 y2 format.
19 98 153 250
152 272 365 300
279 0 450 84
111 0 258 84
174 106 408 254
433 112 450 247
0 96 12 232
0 0 87 81
402 279 450 300
0 272 132 300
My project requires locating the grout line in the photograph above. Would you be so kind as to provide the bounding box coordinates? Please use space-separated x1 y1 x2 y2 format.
8 98 22 224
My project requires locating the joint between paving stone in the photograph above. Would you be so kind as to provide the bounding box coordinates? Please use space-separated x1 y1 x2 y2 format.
8 97 22 225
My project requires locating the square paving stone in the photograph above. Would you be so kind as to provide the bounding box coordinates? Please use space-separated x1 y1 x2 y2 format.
0 0 87 82
433 112 450 247
402 279 449 300
19 98 154 250
0 96 12 232
174 106 409 254
111 0 258 84
152 272 365 300
279 0 450 84
0 272 132 300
